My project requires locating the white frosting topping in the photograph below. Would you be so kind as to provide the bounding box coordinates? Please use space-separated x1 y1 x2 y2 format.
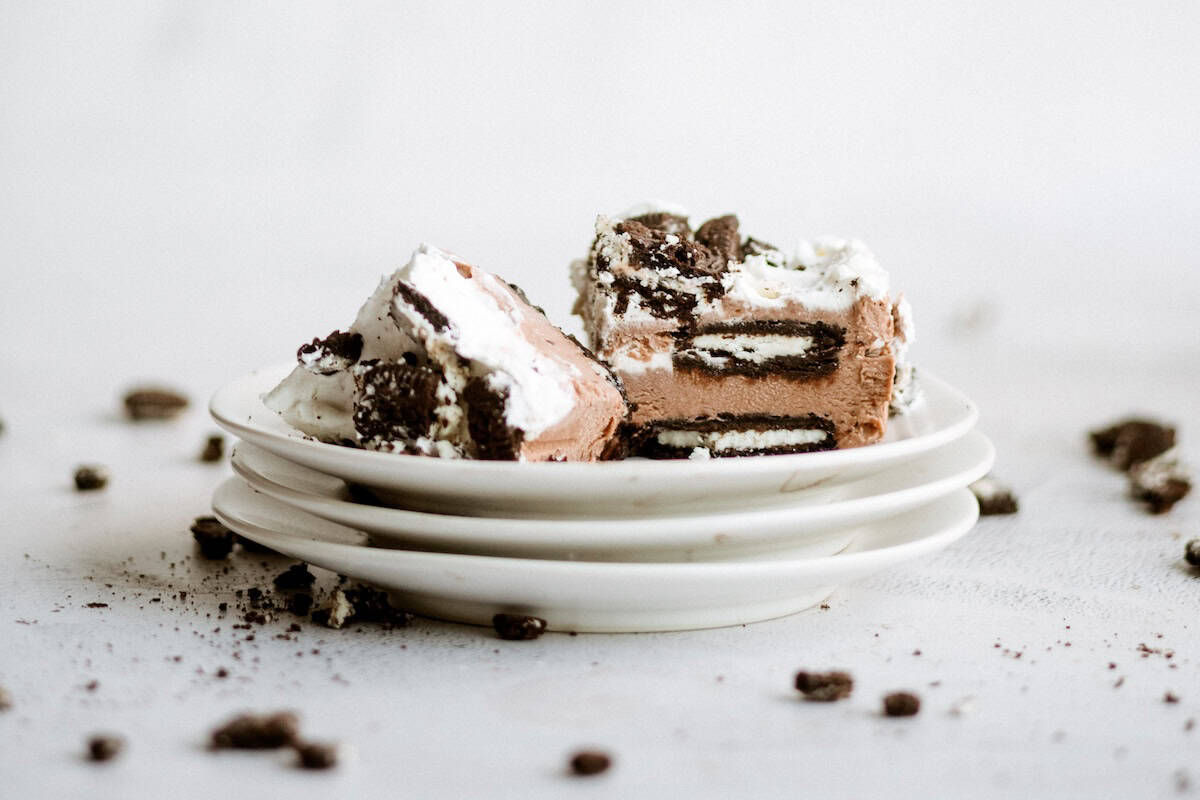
656 427 830 452
721 239 889 312
394 244 576 440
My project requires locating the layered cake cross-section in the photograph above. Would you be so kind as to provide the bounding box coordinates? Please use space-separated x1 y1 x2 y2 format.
266 244 629 461
571 205 916 458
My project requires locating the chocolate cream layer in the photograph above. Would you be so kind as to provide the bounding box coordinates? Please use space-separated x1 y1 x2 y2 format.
572 206 909 455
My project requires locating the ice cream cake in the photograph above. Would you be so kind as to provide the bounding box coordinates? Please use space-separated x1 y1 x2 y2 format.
266 244 628 461
572 204 916 458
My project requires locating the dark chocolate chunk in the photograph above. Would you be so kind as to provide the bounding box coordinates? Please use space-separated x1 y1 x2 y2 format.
297 330 364 375
694 215 742 264
87 734 124 762
393 282 450 332
794 670 854 702
123 388 188 420
211 711 300 749
199 435 225 463
883 692 921 717
296 741 340 769
1129 454 1191 514
287 592 314 617
353 361 443 448
628 211 691 238
273 564 316 591
343 584 413 626
569 750 612 776
1185 539 1200 567
463 377 523 460
74 465 109 491
1090 419 1176 470
969 476 1020 515
191 516 235 560
492 613 547 640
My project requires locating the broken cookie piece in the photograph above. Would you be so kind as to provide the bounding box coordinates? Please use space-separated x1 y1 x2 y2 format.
211 711 300 749
969 476 1019 515
265 245 628 461
1090 418 1176 470
1129 451 1191 514
794 670 854 702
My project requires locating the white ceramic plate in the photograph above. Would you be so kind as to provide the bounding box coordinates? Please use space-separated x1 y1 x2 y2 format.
210 364 978 516
211 479 980 633
228 430 993 561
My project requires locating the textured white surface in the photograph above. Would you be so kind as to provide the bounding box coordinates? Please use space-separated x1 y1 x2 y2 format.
2 2 1200 798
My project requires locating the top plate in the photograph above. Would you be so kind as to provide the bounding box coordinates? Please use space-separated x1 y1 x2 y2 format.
210 364 978 517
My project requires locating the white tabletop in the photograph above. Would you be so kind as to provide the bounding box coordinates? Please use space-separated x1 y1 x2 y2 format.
3 3 1199 798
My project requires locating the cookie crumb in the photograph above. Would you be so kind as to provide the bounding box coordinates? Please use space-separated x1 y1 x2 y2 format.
87 734 124 762
794 670 853 702
273 564 316 591
1185 540 1200 567
969 476 1019 515
569 750 612 776
210 711 300 749
1090 418 1176 470
883 692 921 717
190 516 235 559
200 435 225 463
492 613 547 640
124 388 189 421
0 686 11 711
1130 452 1191 514
74 465 109 491
295 741 340 769
1165 691 1181 704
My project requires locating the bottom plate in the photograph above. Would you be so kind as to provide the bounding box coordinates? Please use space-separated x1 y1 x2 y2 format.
212 479 979 633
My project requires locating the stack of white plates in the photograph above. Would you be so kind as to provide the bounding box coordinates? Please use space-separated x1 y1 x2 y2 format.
209 364 991 633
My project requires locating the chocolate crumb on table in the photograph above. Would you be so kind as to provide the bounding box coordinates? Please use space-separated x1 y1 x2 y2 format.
569 750 612 776
123 387 189 421
969 476 1019 515
794 670 854 702
273 564 316 591
199 434 225 463
210 711 300 749
882 692 921 717
1090 418 1176 470
74 465 109 491
0 686 12 711
492 613 548 640
295 741 340 770
1129 453 1191 514
1185 540 1200 568
1165 691 1181 704
190 516 235 559
87 734 125 762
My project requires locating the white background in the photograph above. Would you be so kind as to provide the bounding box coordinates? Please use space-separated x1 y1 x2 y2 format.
2 3 1199 798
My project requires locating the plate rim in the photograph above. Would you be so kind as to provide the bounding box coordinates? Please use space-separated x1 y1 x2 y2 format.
212 478 980 578
210 363 979 481
228 431 994 548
